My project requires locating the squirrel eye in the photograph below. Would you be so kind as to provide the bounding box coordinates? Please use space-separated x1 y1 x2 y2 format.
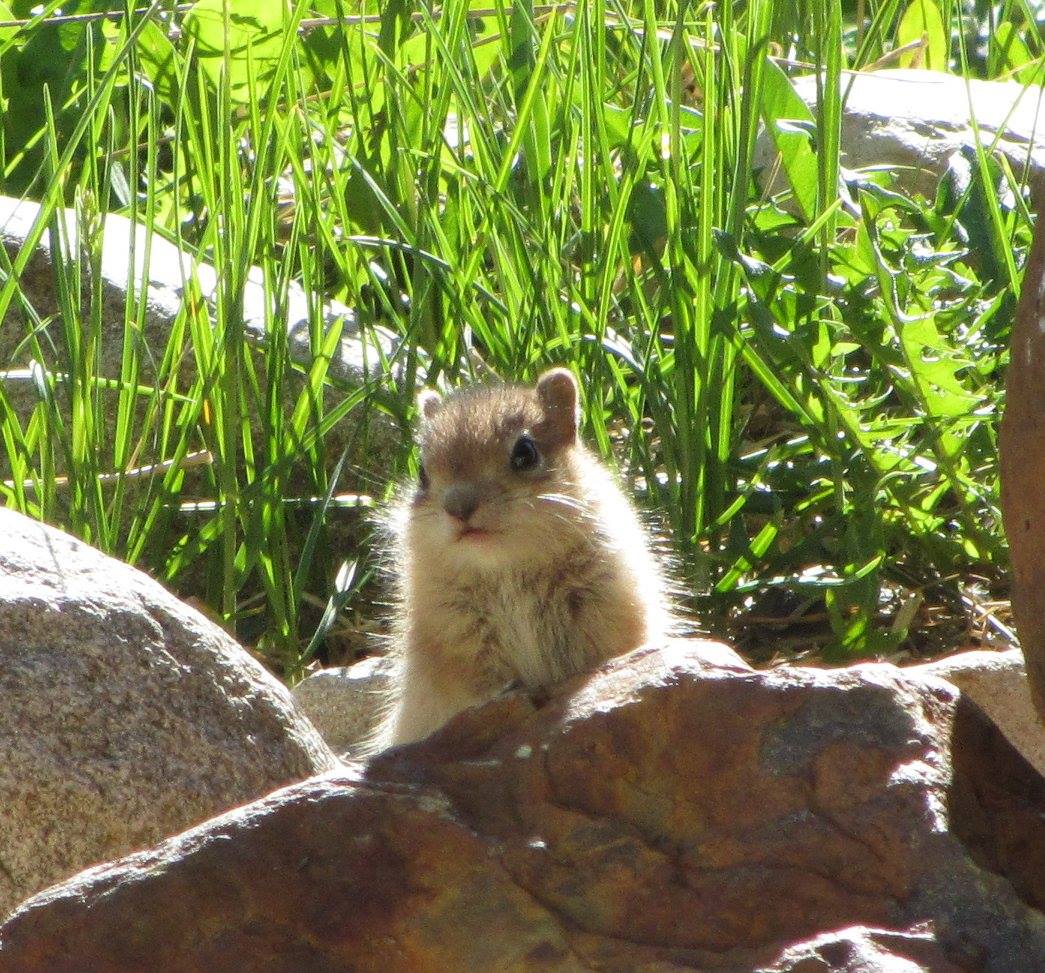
510 435 540 472
418 464 430 490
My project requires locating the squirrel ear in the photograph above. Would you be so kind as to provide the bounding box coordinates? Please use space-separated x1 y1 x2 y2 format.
536 368 579 444
416 389 442 422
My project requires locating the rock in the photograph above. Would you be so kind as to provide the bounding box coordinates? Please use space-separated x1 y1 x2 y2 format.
760 925 965 973
911 649 1044 777
291 656 395 754
2 640 1041 971
0 195 401 480
756 69 1045 201
1000 183 1045 720
948 693 1045 917
0 508 338 919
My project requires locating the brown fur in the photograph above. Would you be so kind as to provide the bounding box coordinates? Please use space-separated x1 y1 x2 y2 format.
376 368 671 747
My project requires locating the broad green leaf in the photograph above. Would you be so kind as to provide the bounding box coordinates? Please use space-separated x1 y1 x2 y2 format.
0 1 91 191
759 57 818 222
183 0 286 100
990 21 1034 81
897 0 947 71
135 20 181 108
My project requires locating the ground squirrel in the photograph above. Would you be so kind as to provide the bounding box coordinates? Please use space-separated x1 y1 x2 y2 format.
377 367 672 747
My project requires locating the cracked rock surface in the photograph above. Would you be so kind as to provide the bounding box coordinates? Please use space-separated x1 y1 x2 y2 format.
1 640 1042 971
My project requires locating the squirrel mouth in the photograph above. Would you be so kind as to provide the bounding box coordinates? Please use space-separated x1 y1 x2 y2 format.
457 526 493 541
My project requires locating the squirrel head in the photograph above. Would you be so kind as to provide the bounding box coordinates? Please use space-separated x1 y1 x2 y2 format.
405 368 589 569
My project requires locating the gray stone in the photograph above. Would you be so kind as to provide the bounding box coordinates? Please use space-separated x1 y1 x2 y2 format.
292 656 394 755
757 69 1045 201
0 507 338 918
911 648 1044 777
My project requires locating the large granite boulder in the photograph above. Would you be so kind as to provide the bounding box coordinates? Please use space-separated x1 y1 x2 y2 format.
2 640 1040 971
757 69 1045 201
0 508 338 918
291 655 394 755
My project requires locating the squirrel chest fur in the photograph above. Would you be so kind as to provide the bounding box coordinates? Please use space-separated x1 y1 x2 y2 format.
379 367 670 746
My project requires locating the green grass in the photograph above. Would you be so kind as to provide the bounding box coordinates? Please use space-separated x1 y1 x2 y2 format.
0 0 1040 674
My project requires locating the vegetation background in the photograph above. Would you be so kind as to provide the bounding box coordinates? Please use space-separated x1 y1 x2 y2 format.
0 0 1040 679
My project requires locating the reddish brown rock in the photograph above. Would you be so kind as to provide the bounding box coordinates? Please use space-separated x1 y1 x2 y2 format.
0 641 1042 972
1001 185 1045 721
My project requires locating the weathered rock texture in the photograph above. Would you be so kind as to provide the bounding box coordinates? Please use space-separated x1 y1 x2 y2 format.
757 70 1045 200
0 507 337 919
1001 184 1045 720
1 641 1041 971
291 655 394 754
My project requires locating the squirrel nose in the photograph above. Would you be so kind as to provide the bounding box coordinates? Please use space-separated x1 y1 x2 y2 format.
443 484 480 522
